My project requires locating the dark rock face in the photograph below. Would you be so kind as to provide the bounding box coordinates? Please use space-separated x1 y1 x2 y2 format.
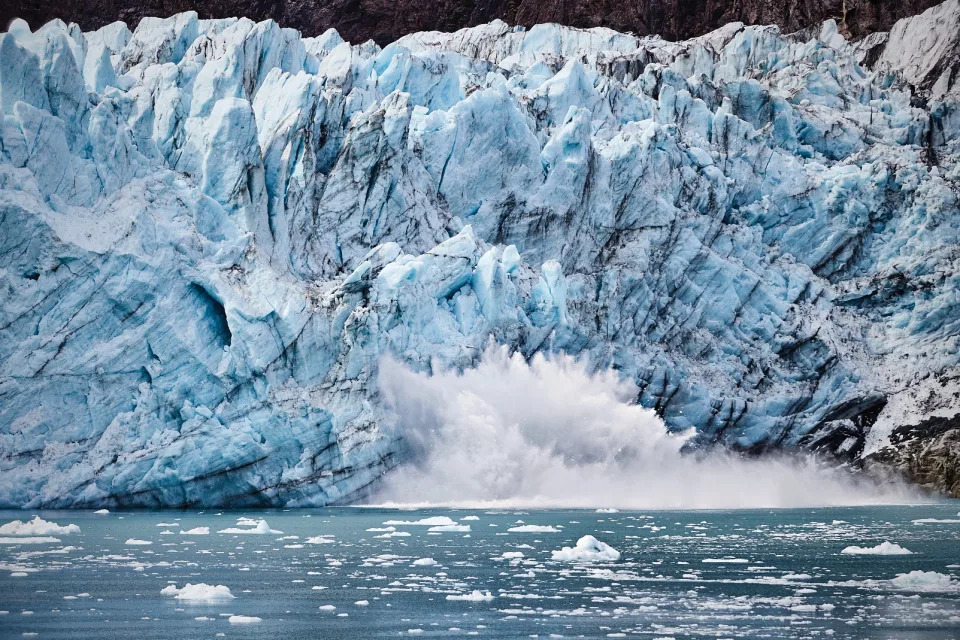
866 414 960 498
2 0 943 44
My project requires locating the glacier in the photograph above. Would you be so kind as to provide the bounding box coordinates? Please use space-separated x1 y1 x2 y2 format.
0 1 958 507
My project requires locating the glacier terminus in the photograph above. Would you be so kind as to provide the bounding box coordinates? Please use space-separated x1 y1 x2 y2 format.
0 0 959 507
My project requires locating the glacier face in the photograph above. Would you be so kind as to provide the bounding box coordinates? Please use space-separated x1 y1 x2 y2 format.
0 2 958 507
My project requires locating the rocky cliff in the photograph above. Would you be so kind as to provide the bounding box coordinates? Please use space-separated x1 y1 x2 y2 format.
3 0 945 46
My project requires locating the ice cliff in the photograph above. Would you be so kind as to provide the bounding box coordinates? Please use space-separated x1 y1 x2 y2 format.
0 1 958 506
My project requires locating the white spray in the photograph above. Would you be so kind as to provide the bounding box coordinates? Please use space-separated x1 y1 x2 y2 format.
374 348 915 509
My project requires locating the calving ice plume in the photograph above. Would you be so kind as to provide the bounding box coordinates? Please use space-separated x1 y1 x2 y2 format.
0 0 959 507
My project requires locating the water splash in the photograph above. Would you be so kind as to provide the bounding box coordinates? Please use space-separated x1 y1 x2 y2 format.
373 348 916 509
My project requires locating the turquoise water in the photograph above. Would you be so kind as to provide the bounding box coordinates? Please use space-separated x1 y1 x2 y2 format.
1 504 959 639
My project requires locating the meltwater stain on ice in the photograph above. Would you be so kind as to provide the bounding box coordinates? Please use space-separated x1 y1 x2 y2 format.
375 348 915 509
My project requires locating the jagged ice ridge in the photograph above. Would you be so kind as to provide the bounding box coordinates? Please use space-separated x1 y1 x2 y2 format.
0 1 958 506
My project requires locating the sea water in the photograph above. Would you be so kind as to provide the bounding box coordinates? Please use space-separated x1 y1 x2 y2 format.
1 504 959 639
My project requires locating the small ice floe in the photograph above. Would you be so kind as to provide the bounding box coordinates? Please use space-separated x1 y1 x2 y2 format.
318 605 336 612
461 516 480 521
124 539 152 546
912 518 960 524
367 527 395 532
891 571 959 592
180 527 210 535
596 508 620 513
551 535 621 562
0 537 60 545
841 541 912 555
354 600 369 606
428 524 471 532
702 557 749 563
94 509 109 515
305 536 335 544
507 525 559 533
217 519 282 534
228 615 262 624
383 516 457 527
412 558 437 566
446 590 495 602
0 516 80 536
374 531 410 538
161 583 235 601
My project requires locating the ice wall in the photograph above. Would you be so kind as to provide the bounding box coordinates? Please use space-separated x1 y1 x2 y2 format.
0 2 958 506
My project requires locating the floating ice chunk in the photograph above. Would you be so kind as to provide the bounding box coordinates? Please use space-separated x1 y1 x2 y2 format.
0 517 79 536
508 525 559 533
217 520 282 534
412 557 437 566
428 524 471 532
228 615 262 623
93 509 109 515
446 590 495 601
461 516 480 521
912 518 960 524
374 531 411 538
551 535 621 562
306 536 335 544
383 517 457 526
0 537 60 544
367 527 395 532
180 527 210 535
319 605 336 611
161 583 235 601
891 571 960 592
702 557 749 563
841 541 913 555
124 539 152 545
354 600 369 606
595 508 619 513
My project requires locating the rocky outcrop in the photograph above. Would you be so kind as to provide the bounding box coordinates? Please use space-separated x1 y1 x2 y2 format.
866 413 960 497
2 0 944 46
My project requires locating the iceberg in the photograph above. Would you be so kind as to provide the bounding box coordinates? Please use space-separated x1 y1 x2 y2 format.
0 1 959 507
552 535 621 562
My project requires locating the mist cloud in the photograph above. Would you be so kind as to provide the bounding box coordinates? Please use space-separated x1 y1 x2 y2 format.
374 348 915 509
